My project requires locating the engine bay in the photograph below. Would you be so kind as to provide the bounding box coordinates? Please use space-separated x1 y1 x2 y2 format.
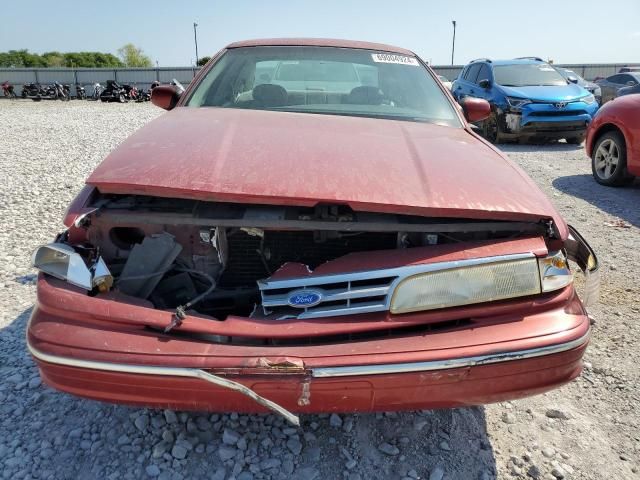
51 194 554 322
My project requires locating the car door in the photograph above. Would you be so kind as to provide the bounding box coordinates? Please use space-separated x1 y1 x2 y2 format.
473 63 493 101
601 74 624 103
453 63 481 100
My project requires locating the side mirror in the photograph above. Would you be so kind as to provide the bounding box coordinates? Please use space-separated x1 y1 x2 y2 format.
151 85 181 111
567 76 579 84
461 97 491 123
478 79 491 89
627 81 636 87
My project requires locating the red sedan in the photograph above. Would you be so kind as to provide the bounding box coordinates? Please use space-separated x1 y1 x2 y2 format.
586 94 640 186
29 39 598 426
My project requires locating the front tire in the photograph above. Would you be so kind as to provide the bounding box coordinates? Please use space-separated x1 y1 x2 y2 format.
481 112 505 144
591 131 634 186
118 93 126 103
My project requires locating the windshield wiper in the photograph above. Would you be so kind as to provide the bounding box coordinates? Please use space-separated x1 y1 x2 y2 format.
265 107 434 124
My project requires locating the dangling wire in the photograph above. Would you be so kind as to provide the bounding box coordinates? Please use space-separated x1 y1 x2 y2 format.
164 268 216 333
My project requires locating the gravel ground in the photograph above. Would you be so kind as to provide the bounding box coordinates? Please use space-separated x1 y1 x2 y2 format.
0 100 638 480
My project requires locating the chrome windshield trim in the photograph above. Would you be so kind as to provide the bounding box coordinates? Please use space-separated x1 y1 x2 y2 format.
26 337 300 426
311 330 590 378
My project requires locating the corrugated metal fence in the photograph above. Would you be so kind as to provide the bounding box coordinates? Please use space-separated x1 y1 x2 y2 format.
1 63 638 96
0 67 200 96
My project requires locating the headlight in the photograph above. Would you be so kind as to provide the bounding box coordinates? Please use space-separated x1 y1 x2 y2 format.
538 251 573 292
593 86 601 98
581 94 596 105
389 252 574 315
390 257 541 314
506 96 532 109
32 243 112 291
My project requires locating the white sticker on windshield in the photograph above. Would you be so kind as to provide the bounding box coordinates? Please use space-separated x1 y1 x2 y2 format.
539 66 555 71
371 53 419 66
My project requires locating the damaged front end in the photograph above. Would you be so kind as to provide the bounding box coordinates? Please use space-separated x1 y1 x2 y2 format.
30 192 598 423
34 192 600 323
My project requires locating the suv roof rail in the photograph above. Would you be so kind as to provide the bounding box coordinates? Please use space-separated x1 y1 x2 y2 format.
470 58 492 64
514 56 544 62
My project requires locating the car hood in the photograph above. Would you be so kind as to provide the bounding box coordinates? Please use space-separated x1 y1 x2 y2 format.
88 107 565 228
499 83 588 101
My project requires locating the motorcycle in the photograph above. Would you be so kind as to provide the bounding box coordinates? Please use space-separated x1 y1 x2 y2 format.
75 84 87 100
99 80 127 103
21 82 69 101
2 81 16 98
21 82 44 100
122 84 138 101
92 83 103 100
135 89 151 102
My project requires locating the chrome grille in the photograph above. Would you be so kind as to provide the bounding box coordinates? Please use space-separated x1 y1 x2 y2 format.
258 253 536 320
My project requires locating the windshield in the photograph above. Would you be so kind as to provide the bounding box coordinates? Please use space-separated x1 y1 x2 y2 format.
186 46 461 126
494 64 568 87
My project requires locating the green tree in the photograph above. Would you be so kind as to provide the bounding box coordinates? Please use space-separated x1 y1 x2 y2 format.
0 49 125 68
42 51 65 67
0 49 46 67
197 56 211 66
117 44 153 67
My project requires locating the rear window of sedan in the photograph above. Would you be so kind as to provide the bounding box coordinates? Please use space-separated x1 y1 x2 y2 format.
186 46 461 127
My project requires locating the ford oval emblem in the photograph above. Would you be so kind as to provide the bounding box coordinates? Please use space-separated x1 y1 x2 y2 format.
287 289 323 308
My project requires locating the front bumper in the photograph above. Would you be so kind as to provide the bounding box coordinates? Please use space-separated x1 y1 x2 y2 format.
500 101 598 138
28 281 591 423
30 329 588 419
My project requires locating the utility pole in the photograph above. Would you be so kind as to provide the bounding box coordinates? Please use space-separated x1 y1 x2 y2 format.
451 20 457 65
193 22 199 66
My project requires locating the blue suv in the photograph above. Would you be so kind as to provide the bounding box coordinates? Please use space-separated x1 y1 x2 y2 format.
452 58 598 144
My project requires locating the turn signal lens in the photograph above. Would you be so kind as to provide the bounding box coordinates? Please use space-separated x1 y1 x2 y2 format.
538 251 573 292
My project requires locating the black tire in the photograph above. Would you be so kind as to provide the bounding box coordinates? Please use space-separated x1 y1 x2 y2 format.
481 112 504 144
591 131 634 187
118 93 126 103
100 97 108 102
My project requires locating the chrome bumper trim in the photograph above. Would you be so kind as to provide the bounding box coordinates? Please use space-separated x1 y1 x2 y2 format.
28 324 589 383
311 330 590 378
26 338 300 426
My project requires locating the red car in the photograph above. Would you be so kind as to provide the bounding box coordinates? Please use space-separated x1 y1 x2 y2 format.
586 94 640 186
29 39 598 426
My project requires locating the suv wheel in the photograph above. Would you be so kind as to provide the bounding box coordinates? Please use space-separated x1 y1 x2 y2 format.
482 112 504 144
591 131 634 186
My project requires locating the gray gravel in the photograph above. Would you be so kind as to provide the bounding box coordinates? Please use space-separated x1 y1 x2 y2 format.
1 100 639 479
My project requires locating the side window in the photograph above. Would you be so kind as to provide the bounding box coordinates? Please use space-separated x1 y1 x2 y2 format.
623 75 638 85
464 64 481 83
476 64 491 83
607 74 624 84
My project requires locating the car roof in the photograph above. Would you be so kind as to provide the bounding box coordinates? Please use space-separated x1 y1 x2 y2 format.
225 38 415 56
489 59 547 66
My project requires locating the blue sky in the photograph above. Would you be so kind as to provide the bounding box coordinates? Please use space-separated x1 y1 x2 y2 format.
2 0 639 66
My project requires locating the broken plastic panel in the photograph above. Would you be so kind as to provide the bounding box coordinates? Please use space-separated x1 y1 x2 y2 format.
117 232 183 298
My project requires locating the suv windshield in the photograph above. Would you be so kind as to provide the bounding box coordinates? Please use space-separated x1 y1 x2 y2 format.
187 46 460 126
494 64 568 87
